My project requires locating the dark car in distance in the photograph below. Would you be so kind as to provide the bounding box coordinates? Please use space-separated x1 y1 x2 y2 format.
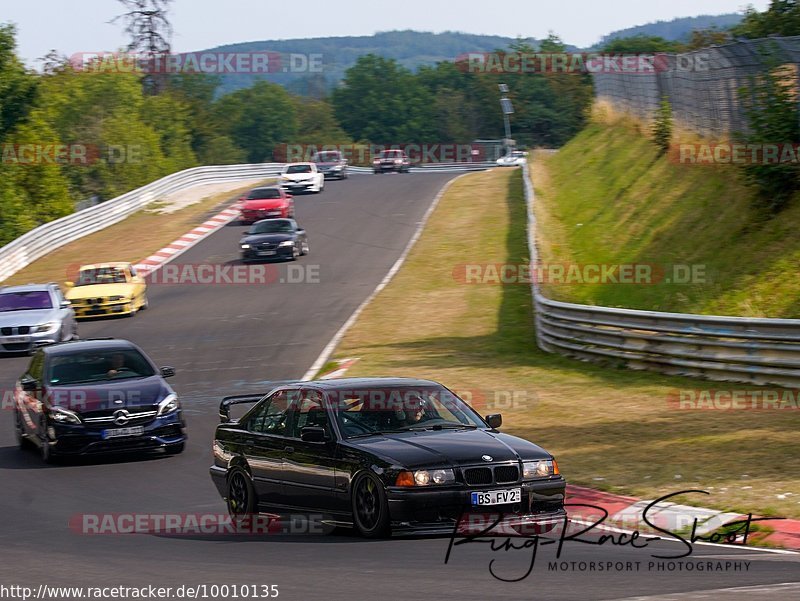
373 149 411 174
312 150 348 180
14 338 185 462
209 378 566 538
239 218 309 262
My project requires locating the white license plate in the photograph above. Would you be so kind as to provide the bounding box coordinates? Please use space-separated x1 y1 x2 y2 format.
258 250 277 256
102 426 144 439
2 336 29 344
471 488 522 506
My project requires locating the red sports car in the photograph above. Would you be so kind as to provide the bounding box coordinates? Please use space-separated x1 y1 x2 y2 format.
238 187 294 224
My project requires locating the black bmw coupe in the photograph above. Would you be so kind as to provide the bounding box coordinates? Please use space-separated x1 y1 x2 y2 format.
239 218 309 262
209 378 566 537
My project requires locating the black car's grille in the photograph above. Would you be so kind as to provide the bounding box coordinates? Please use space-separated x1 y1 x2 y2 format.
464 467 493 486
259 242 278 250
495 465 520 483
463 464 520 486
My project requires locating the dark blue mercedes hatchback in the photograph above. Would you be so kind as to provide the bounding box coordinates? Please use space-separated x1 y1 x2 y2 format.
13 338 185 462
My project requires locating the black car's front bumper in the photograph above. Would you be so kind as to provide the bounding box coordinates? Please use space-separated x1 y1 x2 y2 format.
386 477 566 535
47 412 186 455
241 245 295 261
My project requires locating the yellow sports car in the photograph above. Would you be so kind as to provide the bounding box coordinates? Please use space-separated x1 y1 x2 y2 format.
65 262 148 319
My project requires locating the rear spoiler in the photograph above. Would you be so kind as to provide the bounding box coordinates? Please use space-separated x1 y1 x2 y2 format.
219 394 265 423
218 381 305 423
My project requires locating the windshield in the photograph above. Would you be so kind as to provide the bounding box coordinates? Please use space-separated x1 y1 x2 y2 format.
47 348 156 385
247 188 281 200
327 385 484 438
77 267 128 286
379 150 402 159
313 152 340 163
250 220 293 234
0 291 53 312
286 165 312 174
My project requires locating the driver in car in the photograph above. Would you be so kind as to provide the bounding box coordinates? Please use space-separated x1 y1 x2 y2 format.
106 353 127 377
398 395 430 427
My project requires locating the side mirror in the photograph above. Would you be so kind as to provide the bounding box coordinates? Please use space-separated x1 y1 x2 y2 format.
60 300 72 309
64 281 74 288
300 426 328 443
20 376 37 392
485 414 502 429
160 366 176 378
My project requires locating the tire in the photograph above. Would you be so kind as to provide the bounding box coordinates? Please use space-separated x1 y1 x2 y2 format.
226 468 256 519
40 432 55 464
14 410 31 450
140 294 149 311
351 472 390 538
164 442 184 455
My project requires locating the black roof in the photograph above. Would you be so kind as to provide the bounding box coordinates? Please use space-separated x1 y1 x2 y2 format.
42 338 139 357
305 377 441 390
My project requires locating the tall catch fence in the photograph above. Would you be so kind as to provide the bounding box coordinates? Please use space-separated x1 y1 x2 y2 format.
592 36 800 137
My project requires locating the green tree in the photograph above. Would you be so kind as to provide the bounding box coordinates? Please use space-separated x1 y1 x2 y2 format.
739 46 800 212
141 94 197 173
331 55 436 142
651 97 673 154
5 110 73 225
0 24 37 139
734 1 800 38
602 35 682 53
213 81 297 162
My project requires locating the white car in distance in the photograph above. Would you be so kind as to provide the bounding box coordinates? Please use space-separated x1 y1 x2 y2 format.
496 150 529 167
279 162 325 194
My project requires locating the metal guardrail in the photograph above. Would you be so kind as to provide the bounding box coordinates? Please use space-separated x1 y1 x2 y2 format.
522 163 800 388
0 163 285 283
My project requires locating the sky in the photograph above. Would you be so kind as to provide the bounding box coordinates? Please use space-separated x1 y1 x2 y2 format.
3 0 770 66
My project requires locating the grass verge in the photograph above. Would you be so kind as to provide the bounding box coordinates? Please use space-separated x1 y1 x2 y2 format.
4 180 271 286
533 119 800 317
327 166 800 519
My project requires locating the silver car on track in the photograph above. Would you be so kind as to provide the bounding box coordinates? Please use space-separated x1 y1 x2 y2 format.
0 283 78 354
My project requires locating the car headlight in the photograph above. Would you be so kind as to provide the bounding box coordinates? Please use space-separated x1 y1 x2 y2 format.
157 393 180 416
331 166 342 171
278 240 294 247
34 321 58 333
395 468 455 487
522 459 559 479
240 243 250 249
50 406 81 425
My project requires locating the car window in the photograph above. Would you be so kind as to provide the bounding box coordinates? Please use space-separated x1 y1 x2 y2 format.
77 267 128 286
0 290 53 312
28 351 45 382
286 165 312 174
247 188 281 200
250 220 294 234
46 348 156 385
291 390 330 439
313 152 340 162
248 391 293 436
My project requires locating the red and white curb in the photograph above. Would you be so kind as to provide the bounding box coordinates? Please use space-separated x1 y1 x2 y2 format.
318 358 360 380
134 206 240 276
566 484 800 550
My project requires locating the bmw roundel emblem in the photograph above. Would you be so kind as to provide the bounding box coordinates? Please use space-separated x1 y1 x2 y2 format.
481 455 493 462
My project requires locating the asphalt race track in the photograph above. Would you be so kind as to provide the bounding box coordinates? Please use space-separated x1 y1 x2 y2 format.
1 173 798 600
